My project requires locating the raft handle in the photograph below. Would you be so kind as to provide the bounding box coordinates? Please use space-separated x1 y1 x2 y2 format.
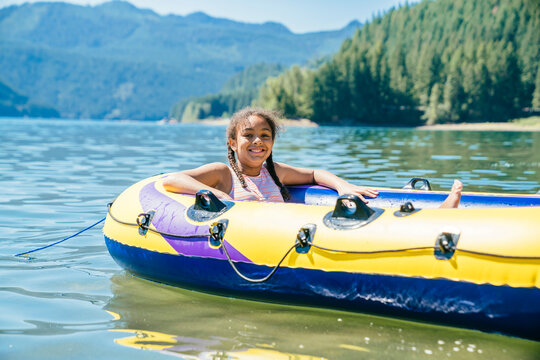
400 202 415 213
187 190 234 222
323 195 383 230
195 190 226 212
403 178 432 191
394 201 420 217
334 195 374 219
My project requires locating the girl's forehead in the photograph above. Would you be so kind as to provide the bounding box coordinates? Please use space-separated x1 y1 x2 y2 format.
238 115 271 131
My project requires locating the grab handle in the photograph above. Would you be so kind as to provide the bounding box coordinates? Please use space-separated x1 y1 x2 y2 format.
403 177 432 191
323 195 383 230
332 195 374 220
194 190 226 213
188 190 234 222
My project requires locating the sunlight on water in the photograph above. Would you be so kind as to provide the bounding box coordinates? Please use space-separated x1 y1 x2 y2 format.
1 119 539 359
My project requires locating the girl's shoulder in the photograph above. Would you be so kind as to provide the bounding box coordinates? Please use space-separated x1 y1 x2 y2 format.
184 162 231 179
191 162 228 172
203 162 230 172
207 162 232 189
273 161 314 185
272 161 296 181
188 162 232 192
273 161 296 174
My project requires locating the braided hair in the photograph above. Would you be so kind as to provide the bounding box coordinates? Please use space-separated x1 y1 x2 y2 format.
226 107 291 202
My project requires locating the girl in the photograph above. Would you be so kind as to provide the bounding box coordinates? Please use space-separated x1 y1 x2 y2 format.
163 107 462 208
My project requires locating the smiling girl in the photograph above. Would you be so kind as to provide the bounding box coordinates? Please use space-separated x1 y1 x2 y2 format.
163 107 461 207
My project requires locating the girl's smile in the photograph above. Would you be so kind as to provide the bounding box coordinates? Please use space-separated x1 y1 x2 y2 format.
248 147 266 155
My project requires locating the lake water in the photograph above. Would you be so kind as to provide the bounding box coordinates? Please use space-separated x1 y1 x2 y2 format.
1 118 539 359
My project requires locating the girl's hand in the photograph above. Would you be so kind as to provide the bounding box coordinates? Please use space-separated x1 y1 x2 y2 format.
337 183 379 203
280 167 378 204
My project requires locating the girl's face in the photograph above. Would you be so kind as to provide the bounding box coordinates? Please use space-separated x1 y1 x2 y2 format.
229 115 274 173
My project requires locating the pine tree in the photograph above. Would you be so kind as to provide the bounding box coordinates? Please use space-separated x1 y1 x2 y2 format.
491 42 522 120
424 83 442 125
532 68 540 109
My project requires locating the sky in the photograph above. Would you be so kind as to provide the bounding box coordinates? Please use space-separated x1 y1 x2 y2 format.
0 0 418 33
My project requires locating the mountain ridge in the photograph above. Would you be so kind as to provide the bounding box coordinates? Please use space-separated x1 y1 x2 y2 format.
0 1 360 119
0 80 59 118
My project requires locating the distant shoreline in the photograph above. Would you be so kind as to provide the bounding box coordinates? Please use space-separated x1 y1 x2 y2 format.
167 117 319 127
416 122 540 132
155 116 540 131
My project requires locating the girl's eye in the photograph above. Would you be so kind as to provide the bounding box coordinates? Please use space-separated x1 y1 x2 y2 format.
241 132 271 139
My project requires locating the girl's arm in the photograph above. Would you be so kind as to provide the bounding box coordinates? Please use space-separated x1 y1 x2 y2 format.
312 169 378 203
276 162 378 203
162 162 233 199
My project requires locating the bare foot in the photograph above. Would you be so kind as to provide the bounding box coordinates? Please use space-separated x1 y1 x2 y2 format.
440 180 462 208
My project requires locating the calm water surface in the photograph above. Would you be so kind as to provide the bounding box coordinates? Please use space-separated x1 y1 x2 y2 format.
1 118 539 359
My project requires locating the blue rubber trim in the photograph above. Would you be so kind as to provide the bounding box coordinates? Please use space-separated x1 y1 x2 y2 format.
105 236 540 340
288 185 540 208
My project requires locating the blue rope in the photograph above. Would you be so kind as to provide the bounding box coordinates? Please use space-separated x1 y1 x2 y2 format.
15 217 106 257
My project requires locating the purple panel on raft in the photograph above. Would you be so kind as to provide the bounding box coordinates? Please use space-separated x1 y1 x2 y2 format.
138 182 251 263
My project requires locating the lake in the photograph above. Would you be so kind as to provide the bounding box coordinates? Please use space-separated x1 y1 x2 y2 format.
1 118 539 359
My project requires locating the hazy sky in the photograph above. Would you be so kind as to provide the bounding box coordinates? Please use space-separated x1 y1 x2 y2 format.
0 0 418 33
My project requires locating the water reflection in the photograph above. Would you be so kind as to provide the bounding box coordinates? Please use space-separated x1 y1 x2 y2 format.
105 274 540 360
111 328 325 359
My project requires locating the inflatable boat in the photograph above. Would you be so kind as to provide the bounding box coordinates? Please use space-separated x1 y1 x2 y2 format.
103 175 540 339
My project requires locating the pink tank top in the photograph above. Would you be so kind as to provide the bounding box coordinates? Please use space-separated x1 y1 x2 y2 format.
228 165 285 202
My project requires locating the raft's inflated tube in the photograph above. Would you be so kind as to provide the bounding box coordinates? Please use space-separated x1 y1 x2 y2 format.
104 175 540 339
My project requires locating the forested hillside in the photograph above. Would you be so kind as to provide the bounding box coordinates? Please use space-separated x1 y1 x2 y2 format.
0 1 359 120
257 0 539 125
0 81 59 118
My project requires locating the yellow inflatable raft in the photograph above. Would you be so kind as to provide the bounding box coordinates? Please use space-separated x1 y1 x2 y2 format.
104 175 540 339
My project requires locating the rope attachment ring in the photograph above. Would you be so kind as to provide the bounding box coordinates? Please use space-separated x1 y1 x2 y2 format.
296 224 316 253
136 210 155 236
209 219 228 247
434 227 460 260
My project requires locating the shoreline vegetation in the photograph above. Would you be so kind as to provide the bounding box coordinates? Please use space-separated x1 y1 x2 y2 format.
209 117 318 127
158 117 319 127
416 120 540 132
157 116 540 131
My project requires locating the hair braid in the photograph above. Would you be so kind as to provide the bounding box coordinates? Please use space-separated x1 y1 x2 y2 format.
265 153 290 202
227 146 247 188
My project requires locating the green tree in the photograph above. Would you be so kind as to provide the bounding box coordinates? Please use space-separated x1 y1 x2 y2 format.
532 69 540 109
424 83 442 125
